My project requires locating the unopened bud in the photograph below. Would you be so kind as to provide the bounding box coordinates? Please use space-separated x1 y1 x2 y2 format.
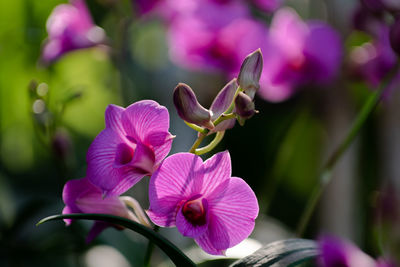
234 92 257 120
173 83 214 129
237 49 263 99
210 79 238 120
390 18 400 56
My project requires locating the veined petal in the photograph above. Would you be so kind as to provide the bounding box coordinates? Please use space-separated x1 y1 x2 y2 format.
197 151 231 197
148 153 204 227
86 128 146 196
195 233 226 255
144 131 174 165
205 177 258 250
122 100 170 143
105 104 125 133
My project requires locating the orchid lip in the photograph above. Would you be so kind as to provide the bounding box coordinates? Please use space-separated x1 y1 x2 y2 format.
114 143 135 167
182 195 208 226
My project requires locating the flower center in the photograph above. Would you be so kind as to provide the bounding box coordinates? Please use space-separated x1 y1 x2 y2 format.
115 143 134 166
182 198 207 226
288 55 305 71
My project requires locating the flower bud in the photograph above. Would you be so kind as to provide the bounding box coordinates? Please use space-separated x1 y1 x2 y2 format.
237 49 263 99
173 83 214 129
234 92 257 122
390 18 400 56
210 79 238 120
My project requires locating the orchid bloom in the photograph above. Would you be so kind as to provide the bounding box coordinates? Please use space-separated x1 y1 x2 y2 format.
62 177 150 242
87 100 174 197
258 8 342 102
147 151 259 255
42 0 105 63
318 236 395 267
165 0 267 75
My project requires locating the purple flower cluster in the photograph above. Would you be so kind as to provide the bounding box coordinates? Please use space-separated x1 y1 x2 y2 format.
138 0 342 102
62 99 258 255
350 0 399 88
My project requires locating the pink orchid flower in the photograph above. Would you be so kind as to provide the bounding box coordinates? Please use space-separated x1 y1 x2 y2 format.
87 100 174 197
318 236 395 267
258 8 342 102
42 0 105 63
147 151 259 255
62 177 148 242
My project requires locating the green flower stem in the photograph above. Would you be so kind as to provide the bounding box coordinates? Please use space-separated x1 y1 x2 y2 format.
189 114 236 154
144 225 160 267
189 132 208 153
212 113 236 127
296 63 400 237
185 121 208 134
37 214 196 266
195 131 225 155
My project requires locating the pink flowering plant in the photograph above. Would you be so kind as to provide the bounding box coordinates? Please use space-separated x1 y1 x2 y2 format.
39 50 264 266
34 1 400 266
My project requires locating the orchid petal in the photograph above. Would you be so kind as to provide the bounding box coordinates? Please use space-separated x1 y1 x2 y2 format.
131 141 155 174
105 104 125 133
148 153 204 227
86 128 145 196
205 177 258 250
145 131 174 165
197 151 231 197
122 100 170 143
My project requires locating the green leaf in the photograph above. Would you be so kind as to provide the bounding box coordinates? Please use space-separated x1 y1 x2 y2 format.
229 239 319 267
37 213 196 267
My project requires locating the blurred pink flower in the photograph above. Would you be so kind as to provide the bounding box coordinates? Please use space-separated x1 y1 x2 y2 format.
147 151 259 255
42 0 105 63
87 100 174 197
62 177 136 242
165 0 266 74
318 236 395 267
165 3 341 102
349 24 397 87
258 8 343 102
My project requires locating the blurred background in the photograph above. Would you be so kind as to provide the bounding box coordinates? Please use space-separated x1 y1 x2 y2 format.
1 0 399 266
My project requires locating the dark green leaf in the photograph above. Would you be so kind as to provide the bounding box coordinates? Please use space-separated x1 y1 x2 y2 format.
37 213 196 267
229 239 319 267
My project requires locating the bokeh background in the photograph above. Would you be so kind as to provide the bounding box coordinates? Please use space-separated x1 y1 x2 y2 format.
1 0 399 266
